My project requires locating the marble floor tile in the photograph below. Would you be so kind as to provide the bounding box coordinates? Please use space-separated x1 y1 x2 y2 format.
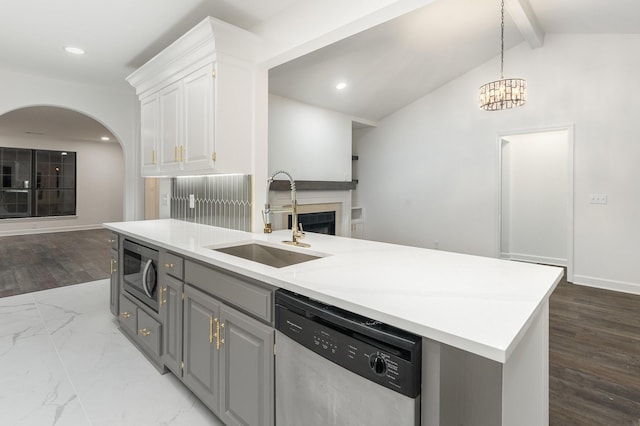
0 280 223 426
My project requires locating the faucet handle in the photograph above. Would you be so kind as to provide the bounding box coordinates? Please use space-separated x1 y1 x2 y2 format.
294 223 305 239
261 210 272 233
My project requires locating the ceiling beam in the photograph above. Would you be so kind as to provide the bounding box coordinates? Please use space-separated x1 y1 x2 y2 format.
505 0 545 49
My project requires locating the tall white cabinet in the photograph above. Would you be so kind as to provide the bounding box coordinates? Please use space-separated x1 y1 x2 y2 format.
127 17 257 177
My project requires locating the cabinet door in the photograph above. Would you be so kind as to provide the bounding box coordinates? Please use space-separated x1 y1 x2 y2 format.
183 64 214 171
220 304 274 426
109 248 119 316
159 81 182 171
183 285 220 415
140 94 159 175
118 295 138 336
160 274 183 377
213 60 252 174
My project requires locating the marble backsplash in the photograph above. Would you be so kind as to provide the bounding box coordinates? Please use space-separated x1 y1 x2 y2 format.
171 174 252 232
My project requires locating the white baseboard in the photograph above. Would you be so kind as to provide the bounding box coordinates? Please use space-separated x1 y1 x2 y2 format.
0 224 104 237
572 274 640 296
500 252 567 267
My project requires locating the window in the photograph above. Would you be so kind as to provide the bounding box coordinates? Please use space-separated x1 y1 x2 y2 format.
0 147 76 219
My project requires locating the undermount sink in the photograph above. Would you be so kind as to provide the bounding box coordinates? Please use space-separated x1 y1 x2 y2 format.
212 242 322 268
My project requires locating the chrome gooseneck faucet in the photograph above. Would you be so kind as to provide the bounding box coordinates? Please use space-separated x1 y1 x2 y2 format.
263 170 309 247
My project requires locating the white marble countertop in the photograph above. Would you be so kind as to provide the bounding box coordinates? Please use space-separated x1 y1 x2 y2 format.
104 219 562 363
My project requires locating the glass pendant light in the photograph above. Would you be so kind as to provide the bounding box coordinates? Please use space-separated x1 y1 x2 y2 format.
479 0 526 111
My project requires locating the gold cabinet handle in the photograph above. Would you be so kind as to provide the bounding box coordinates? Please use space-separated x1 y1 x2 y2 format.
139 328 151 337
219 322 225 347
108 238 115 243
110 258 117 274
120 311 131 319
215 318 221 349
180 145 184 163
164 263 174 269
159 286 164 308
209 316 215 344
152 149 157 165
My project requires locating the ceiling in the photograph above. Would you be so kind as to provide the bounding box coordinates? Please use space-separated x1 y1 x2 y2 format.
269 0 640 122
1 0 639 136
0 106 116 143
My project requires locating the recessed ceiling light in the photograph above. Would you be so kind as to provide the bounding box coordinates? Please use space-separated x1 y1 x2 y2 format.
336 82 347 90
101 136 110 141
64 46 85 55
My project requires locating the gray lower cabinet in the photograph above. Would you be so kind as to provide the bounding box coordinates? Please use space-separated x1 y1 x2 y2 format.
183 284 221 413
159 250 185 376
219 303 274 426
109 247 119 316
109 232 119 316
118 293 164 371
183 284 275 426
117 248 275 425
118 294 138 335
160 274 184 377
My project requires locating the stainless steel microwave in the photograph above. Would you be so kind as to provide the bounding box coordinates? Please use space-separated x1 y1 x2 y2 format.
121 239 159 311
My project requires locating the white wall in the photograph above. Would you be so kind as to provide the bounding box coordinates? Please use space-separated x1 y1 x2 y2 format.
354 34 640 294
0 135 124 235
0 68 141 226
501 131 569 266
268 94 352 181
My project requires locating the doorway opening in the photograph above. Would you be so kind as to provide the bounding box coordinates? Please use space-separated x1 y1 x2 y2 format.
498 126 574 282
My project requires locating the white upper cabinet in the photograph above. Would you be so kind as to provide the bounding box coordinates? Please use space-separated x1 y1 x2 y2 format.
140 94 159 175
127 17 257 177
159 81 182 172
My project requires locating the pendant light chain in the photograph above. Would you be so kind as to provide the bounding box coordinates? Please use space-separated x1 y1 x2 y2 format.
478 0 526 110
500 0 505 79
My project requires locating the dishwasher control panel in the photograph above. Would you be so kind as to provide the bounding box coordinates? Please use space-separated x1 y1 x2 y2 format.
275 290 421 398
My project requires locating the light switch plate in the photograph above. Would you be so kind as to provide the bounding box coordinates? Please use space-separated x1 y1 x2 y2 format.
189 194 195 208
589 194 607 204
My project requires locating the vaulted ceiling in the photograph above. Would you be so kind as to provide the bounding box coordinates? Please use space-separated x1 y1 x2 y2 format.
1 0 639 129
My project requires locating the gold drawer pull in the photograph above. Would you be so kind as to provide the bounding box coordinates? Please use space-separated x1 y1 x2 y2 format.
108 239 116 243
164 263 174 269
139 328 151 337
209 316 215 344
120 312 131 319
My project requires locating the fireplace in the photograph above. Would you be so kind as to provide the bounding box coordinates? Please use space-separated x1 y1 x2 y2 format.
288 211 336 235
269 190 351 236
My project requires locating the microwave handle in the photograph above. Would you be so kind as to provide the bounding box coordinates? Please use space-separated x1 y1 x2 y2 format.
142 259 154 298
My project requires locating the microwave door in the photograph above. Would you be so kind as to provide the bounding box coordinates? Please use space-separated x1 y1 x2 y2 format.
141 259 156 297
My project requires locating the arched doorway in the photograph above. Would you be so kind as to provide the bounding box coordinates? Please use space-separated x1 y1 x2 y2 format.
0 105 125 235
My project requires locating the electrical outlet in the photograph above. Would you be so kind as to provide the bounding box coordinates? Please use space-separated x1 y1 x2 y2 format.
189 194 195 209
589 194 607 204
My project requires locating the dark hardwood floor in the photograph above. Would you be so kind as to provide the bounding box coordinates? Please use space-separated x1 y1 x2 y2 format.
0 228 111 298
1 230 639 423
550 276 640 425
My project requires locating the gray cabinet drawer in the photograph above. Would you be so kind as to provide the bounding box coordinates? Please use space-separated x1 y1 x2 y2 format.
137 309 162 357
118 295 137 335
162 252 184 280
185 260 274 323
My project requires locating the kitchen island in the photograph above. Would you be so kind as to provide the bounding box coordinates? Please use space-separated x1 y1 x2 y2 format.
105 218 562 426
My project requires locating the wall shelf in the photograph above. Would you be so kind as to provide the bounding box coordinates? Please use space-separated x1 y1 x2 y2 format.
270 180 357 191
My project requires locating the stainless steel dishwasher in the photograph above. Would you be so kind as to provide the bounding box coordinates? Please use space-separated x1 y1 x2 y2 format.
275 289 422 426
